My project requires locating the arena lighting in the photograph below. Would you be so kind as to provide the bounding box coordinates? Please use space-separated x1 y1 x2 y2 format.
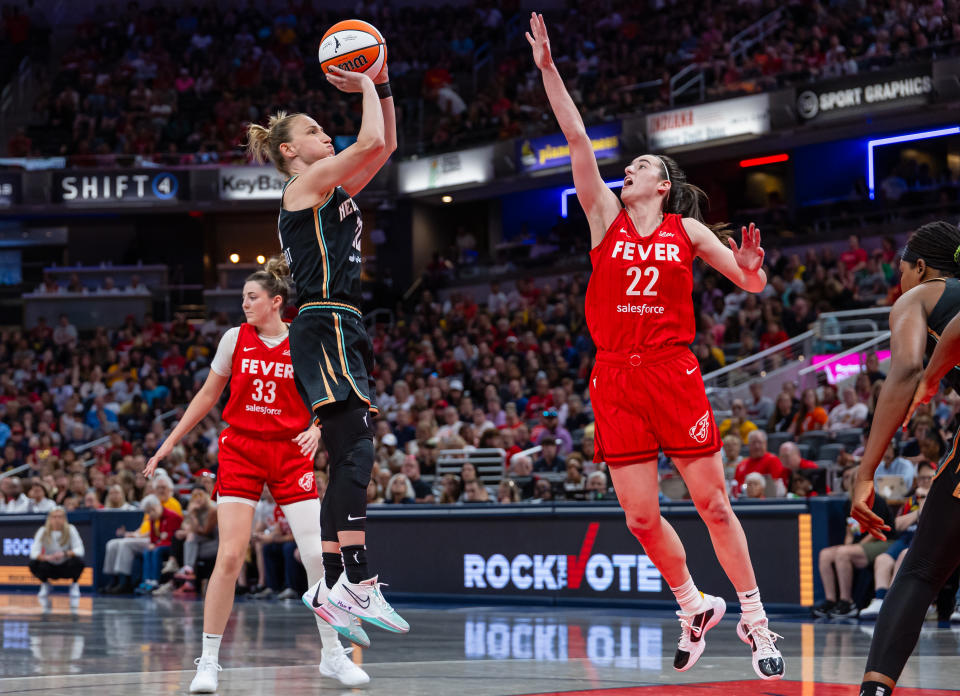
256 255 266 265
441 195 453 203
229 253 239 264
560 179 623 218
739 153 789 168
867 126 960 199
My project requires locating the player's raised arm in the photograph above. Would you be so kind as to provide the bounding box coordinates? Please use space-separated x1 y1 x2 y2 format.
684 219 767 293
342 64 396 197
526 12 620 247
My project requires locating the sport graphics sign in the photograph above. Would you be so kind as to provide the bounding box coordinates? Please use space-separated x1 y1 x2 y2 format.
796 65 933 122
366 506 806 604
219 166 286 200
517 122 621 173
53 170 186 204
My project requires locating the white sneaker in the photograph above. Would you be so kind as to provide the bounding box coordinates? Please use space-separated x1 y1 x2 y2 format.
69 582 80 599
859 597 884 619
951 608 960 622
189 655 221 693
673 594 726 671
37 582 51 599
737 616 785 680
319 644 370 686
276 587 299 600
162 556 180 575
302 580 370 648
327 574 410 633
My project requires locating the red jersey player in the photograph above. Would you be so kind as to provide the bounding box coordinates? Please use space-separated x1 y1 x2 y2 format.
528 12 784 681
144 260 369 692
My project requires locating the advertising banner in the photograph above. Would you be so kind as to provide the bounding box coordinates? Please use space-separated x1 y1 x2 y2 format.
367 506 806 605
795 64 933 122
53 170 187 204
219 166 286 200
646 94 771 150
0 171 21 208
517 122 621 173
0 516 94 587
811 350 891 384
398 144 495 194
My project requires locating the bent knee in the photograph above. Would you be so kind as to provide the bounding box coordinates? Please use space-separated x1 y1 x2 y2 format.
698 493 734 527
625 513 659 538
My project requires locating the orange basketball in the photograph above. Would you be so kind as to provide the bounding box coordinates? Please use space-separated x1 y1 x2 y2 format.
318 19 386 79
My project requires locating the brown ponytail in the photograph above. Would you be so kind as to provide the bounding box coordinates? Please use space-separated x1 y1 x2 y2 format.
247 256 292 304
656 154 731 244
245 111 304 176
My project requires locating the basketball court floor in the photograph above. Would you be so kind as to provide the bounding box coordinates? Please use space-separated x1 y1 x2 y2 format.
1 593 958 695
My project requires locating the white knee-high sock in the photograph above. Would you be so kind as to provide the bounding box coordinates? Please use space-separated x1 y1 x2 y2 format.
282 498 342 652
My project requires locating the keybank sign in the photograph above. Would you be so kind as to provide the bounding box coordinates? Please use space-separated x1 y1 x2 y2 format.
463 523 662 594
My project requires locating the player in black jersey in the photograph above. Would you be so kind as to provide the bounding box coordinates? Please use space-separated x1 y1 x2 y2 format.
246 63 409 640
851 221 960 696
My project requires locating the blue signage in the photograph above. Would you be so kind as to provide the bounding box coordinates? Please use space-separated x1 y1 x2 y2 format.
517 122 622 173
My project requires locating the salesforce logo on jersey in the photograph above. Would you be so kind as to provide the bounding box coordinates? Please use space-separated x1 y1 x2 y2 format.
463 522 662 596
220 166 286 200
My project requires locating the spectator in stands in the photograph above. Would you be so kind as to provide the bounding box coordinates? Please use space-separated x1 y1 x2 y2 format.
28 507 85 599
812 467 895 619
497 479 521 503
24 478 55 513
840 234 868 272
584 471 610 500
532 410 573 455
136 494 182 595
741 472 766 500
789 388 829 435
377 433 405 473
0 476 28 512
436 405 463 441
533 436 563 472
257 506 300 600
827 387 869 431
766 392 797 434
385 474 416 505
874 441 916 490
734 430 784 489
438 474 463 504
401 457 434 503
508 454 536 499
52 314 77 347
778 442 818 479
168 486 218 596
746 381 773 423
721 433 744 471
863 352 887 384
719 399 758 444
462 479 493 504
104 484 137 510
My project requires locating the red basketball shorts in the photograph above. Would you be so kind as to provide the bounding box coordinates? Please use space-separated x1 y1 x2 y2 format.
589 346 721 464
216 427 318 505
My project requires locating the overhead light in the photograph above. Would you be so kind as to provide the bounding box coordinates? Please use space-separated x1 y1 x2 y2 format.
561 180 623 218
441 195 453 203
229 253 239 264
256 255 266 265
868 126 960 199
739 154 789 168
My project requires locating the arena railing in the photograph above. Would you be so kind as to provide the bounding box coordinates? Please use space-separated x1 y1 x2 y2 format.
436 448 507 485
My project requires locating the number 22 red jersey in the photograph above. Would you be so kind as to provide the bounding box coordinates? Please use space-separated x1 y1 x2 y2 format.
585 211 695 353
221 322 311 438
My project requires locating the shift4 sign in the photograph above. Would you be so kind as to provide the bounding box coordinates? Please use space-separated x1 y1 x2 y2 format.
56 171 183 203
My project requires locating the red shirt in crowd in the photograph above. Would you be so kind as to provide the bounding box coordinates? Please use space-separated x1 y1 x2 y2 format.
149 508 182 547
840 247 867 271
735 453 785 486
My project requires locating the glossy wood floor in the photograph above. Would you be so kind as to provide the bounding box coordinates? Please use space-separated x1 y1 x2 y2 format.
1 592 959 695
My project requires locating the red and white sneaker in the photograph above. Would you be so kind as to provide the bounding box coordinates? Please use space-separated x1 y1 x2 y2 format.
737 616 785 680
673 594 726 671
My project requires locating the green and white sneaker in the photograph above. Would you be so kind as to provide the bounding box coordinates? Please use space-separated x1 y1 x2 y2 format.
327 574 410 634
302 580 370 648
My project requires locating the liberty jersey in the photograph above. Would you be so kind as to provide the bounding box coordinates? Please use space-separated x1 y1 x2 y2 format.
585 211 695 353
279 179 363 307
925 277 960 393
221 322 311 438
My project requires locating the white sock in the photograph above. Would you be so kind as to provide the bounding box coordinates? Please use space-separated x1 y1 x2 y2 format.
737 587 765 624
670 576 706 615
201 633 222 662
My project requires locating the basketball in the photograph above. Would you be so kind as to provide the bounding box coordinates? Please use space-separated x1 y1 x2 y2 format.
318 19 386 79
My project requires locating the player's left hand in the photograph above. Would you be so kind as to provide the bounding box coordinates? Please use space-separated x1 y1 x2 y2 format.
728 222 765 273
851 476 890 541
325 65 373 93
294 425 322 460
374 63 389 85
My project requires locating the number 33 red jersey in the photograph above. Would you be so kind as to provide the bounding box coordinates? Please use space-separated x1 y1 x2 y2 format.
585 211 695 353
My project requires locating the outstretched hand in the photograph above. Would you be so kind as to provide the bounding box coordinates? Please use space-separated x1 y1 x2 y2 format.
325 65 373 93
525 12 554 71
728 222 765 273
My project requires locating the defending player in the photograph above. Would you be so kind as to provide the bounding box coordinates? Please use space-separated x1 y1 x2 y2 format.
851 221 960 696
245 63 408 637
144 263 369 693
527 12 784 680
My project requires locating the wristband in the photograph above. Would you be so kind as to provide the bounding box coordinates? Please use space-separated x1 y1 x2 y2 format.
375 81 392 99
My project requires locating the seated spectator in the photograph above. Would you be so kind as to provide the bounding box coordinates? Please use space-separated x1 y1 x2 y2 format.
508 454 537 499
438 474 463 504
874 440 916 490
789 388 828 436
766 392 797 434
136 494 183 595
721 433 744 470
169 486 218 596
462 479 493 504
734 430 784 489
23 479 56 513
531 478 554 503
377 433 406 473
103 484 137 510
584 471 610 500
385 473 416 504
497 479 521 503
533 437 563 472
811 466 895 619
863 352 886 384
746 381 773 422
719 399 758 444
256 506 301 600
826 387 868 431
778 442 818 485
563 453 584 494
1 476 29 513
531 410 573 455
28 507 85 599
740 472 766 499
401 457 434 503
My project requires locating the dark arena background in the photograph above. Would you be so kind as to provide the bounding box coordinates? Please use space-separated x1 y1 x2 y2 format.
1 0 960 694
